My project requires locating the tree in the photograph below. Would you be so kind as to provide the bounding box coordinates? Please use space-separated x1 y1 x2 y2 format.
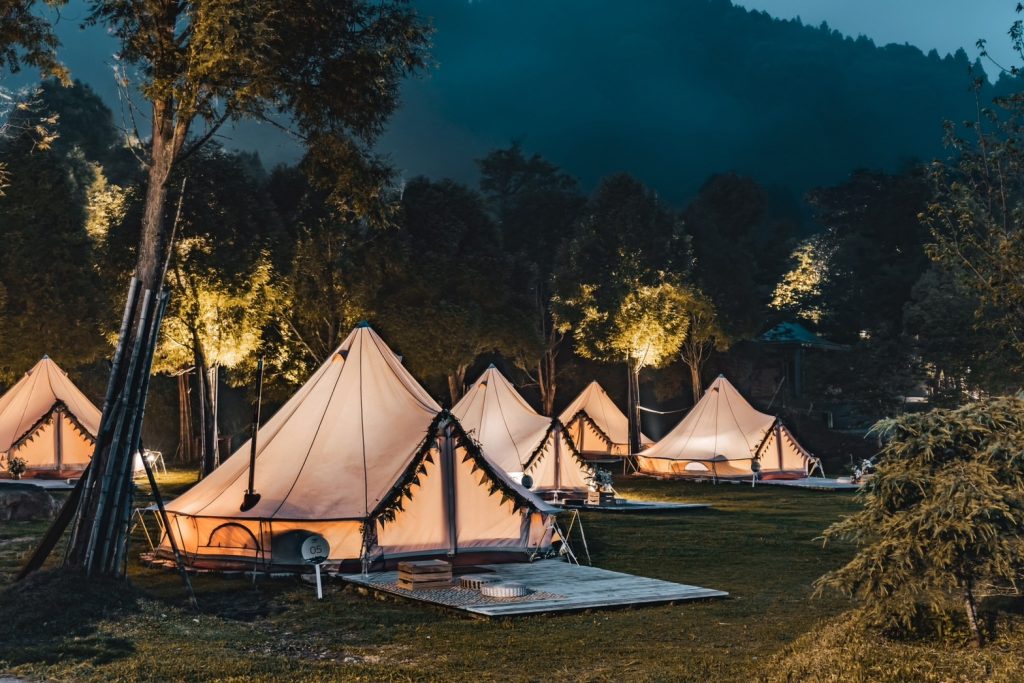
51 0 429 578
378 177 523 404
0 83 122 382
477 144 585 415
555 174 692 453
817 397 1024 647
902 263 1022 405
0 0 67 192
684 173 795 339
132 147 282 476
677 288 729 404
925 87 1024 363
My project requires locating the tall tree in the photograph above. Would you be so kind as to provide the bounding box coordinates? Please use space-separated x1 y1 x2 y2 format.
0 82 125 381
684 173 794 339
677 288 729 404
51 0 429 579
107 146 283 476
477 144 585 415
379 177 523 404
925 87 1024 364
554 174 692 453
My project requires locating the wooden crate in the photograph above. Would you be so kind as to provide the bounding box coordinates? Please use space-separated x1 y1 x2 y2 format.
586 491 616 506
397 559 452 591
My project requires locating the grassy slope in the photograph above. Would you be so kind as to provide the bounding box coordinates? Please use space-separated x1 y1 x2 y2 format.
0 473 1015 681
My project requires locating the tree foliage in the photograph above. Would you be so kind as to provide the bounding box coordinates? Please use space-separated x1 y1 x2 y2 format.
477 144 585 414
378 177 526 404
554 173 691 368
0 82 123 381
817 397 1024 646
925 87 1024 363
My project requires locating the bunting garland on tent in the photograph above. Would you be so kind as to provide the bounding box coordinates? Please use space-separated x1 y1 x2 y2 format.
563 409 615 450
521 420 594 477
8 400 97 452
370 410 541 524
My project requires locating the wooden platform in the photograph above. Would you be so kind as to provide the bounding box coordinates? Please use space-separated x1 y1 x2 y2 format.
556 498 709 513
0 478 76 491
341 559 727 617
758 477 860 491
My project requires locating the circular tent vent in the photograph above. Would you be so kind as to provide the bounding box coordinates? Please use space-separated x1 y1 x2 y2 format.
480 582 532 598
460 574 500 590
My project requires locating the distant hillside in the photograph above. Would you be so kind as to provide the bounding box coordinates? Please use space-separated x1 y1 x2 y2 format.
379 0 1010 202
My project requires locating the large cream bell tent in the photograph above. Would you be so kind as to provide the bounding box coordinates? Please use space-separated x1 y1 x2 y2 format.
0 356 101 477
159 323 558 571
452 365 593 497
636 375 820 480
559 381 653 459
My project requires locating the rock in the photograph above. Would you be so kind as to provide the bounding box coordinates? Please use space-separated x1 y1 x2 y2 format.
0 488 60 521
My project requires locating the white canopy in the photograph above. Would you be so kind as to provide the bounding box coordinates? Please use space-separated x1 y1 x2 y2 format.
559 381 652 457
0 356 100 473
163 324 556 569
453 366 593 495
636 375 818 480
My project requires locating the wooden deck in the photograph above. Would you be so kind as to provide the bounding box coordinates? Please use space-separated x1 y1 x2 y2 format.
556 499 709 513
758 477 860 491
341 559 727 617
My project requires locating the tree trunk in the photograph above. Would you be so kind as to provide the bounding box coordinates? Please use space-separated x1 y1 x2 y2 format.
963 578 984 648
58 102 181 578
447 363 468 407
193 328 218 477
537 344 558 417
626 359 642 455
688 360 701 405
176 371 193 462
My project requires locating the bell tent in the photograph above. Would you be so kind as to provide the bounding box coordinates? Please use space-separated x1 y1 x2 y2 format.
160 324 557 571
636 375 820 480
0 356 101 477
559 381 653 459
453 366 593 497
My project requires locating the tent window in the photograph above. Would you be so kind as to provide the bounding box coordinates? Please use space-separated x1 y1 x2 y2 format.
205 523 260 551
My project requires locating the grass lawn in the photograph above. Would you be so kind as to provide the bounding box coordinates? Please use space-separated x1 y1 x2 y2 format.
0 473 1020 682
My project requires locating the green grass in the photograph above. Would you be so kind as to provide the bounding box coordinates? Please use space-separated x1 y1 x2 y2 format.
0 474 1018 681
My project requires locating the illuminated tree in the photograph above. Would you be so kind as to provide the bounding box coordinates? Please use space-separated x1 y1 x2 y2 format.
771 232 836 324
0 83 124 381
50 0 428 578
678 288 729 404
555 174 691 453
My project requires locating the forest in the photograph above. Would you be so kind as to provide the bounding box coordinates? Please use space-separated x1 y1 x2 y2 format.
2 69 1019 477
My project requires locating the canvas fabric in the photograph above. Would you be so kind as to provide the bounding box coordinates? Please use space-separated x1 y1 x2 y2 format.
162 325 556 568
636 375 815 479
0 357 100 471
559 381 653 456
453 366 592 493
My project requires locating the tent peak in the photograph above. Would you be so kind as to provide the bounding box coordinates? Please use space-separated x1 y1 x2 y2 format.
42 354 50 360
356 320 372 328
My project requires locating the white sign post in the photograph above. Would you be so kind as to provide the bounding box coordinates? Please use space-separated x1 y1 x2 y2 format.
301 534 330 600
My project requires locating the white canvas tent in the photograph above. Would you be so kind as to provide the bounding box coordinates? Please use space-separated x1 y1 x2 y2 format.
160 324 557 570
636 375 820 480
453 366 593 497
0 356 100 476
559 381 653 459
